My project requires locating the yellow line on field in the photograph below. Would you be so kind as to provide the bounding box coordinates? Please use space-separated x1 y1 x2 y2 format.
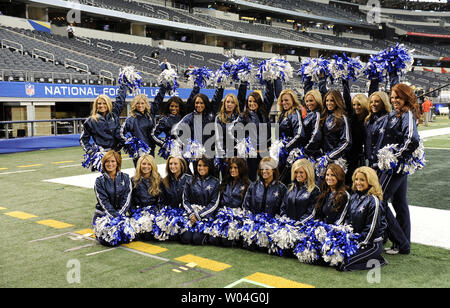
4 211 38 220
51 160 75 165
0 207 7 210
245 272 314 288
122 241 168 255
0 168 8 171
36 219 74 229
175 254 231 272
18 164 43 168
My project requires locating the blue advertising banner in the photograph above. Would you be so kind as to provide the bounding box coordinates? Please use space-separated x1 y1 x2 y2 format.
0 82 245 100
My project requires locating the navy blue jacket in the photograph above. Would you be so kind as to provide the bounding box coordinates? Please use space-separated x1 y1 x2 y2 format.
80 84 127 153
280 183 320 223
219 180 248 209
159 173 192 208
313 190 350 225
243 180 287 217
380 110 420 163
172 87 223 145
344 191 385 247
365 111 389 168
130 177 160 212
321 112 352 160
182 175 220 220
93 171 132 221
277 109 305 153
303 109 322 159
120 85 166 151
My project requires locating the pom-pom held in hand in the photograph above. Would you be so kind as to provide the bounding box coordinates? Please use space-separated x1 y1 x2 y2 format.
188 66 214 88
298 57 332 83
235 137 257 159
157 68 179 95
82 146 105 172
255 57 294 84
328 53 364 82
118 66 143 94
123 136 151 159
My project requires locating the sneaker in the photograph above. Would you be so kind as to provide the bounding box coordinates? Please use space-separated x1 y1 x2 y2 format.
385 247 399 255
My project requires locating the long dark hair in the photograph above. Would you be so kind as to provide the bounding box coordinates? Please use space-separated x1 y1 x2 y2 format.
219 157 250 198
192 156 217 183
160 96 186 117
163 155 188 189
192 93 212 115
242 91 268 122
315 164 348 213
320 90 348 131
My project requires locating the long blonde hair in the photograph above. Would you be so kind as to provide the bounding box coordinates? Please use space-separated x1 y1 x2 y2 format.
218 93 240 124
352 94 369 121
304 89 323 112
133 154 161 196
90 94 113 121
289 159 316 193
277 89 302 120
130 94 151 117
352 166 383 201
365 91 392 125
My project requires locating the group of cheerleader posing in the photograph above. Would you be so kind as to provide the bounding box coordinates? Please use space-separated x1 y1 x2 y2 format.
80 70 422 271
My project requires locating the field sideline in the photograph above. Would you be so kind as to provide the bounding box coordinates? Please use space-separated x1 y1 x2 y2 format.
1 123 449 288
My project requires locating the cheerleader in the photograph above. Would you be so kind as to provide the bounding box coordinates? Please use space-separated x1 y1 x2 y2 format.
92 150 132 246
181 157 220 245
230 81 275 181
210 157 250 247
303 89 323 160
214 94 242 175
242 157 287 217
280 159 320 224
172 86 223 151
365 91 392 170
159 155 192 209
319 90 352 178
343 79 370 184
276 89 305 182
151 91 195 155
218 157 250 209
120 85 166 166
80 83 127 158
379 83 421 255
313 163 350 225
337 167 387 271
130 154 162 214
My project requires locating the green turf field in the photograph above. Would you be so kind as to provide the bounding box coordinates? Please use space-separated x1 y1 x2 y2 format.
1 137 449 288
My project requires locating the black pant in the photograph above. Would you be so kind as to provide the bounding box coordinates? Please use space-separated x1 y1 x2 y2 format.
338 241 387 271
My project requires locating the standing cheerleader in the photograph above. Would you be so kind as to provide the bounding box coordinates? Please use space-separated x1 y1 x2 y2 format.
230 82 275 181
214 94 242 174
379 83 421 255
365 91 392 170
280 159 320 224
120 85 166 166
276 89 305 184
172 86 224 151
92 150 132 246
242 157 287 217
303 89 323 160
181 157 220 245
319 90 352 177
151 89 198 156
313 163 350 225
80 83 127 157
343 79 370 184
159 155 192 209
130 154 162 214
337 167 387 271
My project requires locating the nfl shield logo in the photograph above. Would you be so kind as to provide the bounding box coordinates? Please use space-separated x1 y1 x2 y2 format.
25 83 35 97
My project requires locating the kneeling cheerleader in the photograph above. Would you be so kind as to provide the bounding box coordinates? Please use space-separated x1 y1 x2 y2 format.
337 167 388 271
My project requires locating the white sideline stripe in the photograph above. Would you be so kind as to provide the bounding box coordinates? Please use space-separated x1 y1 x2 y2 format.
0 169 37 176
224 278 274 289
420 127 450 139
43 164 167 189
